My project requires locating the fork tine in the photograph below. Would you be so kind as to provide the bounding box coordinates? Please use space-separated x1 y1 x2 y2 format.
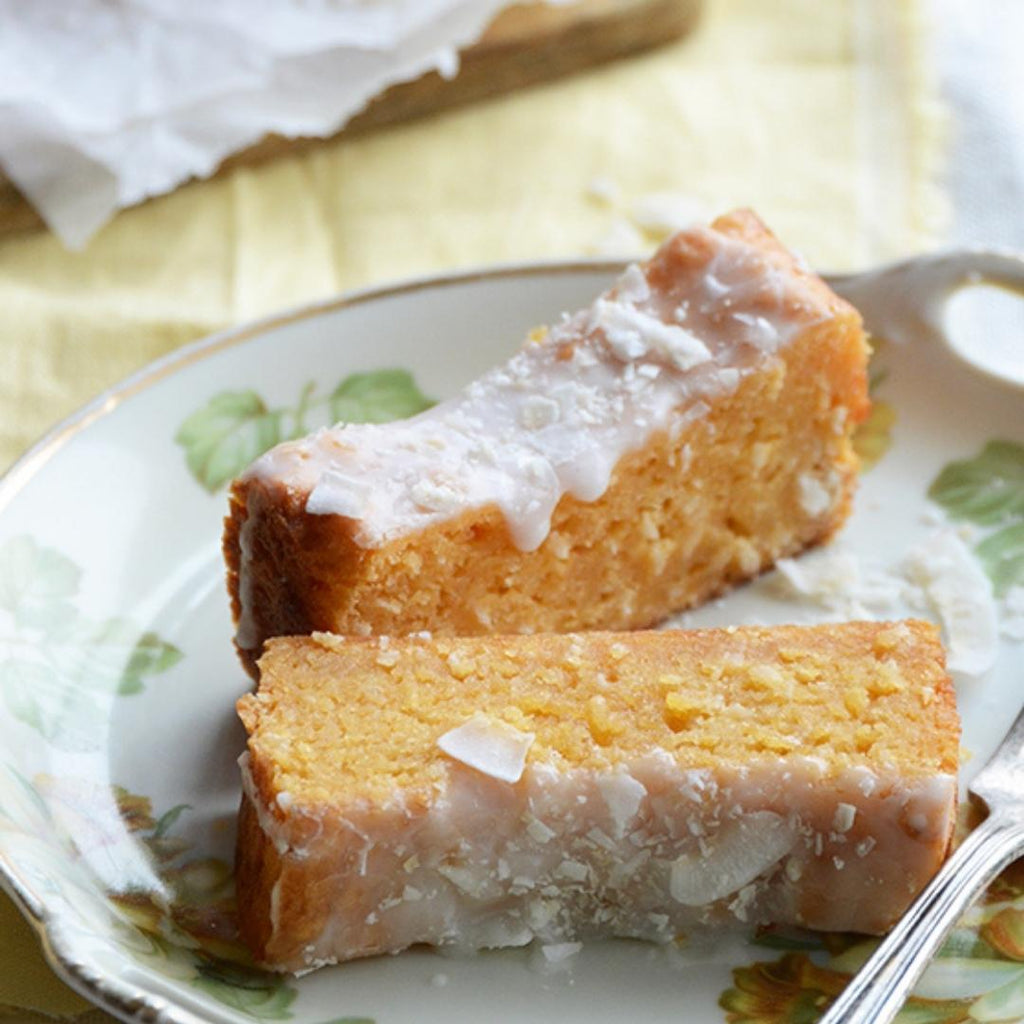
969 700 1024 806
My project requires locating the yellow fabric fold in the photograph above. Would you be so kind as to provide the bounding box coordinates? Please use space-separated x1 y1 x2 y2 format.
0 896 99 1019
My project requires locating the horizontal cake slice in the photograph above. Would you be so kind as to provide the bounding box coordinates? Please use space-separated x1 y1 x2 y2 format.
224 210 870 676
236 620 959 972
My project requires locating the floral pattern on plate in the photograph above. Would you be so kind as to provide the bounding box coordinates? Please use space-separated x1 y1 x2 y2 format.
0 263 1020 1023
0 536 181 753
720 840 1024 1023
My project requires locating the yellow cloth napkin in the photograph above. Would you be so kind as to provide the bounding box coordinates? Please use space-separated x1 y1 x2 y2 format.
0 0 943 1018
0 895 100 1019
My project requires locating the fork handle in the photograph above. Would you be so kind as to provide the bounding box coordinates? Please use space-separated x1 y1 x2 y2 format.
819 812 1024 1024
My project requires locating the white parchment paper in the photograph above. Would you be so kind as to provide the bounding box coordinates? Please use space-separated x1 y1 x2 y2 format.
0 1 527 247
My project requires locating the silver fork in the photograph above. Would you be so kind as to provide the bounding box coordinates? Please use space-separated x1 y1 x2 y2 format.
819 703 1024 1024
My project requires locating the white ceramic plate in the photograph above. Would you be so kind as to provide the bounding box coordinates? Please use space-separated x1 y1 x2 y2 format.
1 256 1024 1024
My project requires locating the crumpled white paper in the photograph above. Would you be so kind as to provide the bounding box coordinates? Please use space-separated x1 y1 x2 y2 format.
0 0 530 248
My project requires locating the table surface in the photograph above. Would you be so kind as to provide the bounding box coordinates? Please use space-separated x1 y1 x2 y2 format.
1 0 1021 1020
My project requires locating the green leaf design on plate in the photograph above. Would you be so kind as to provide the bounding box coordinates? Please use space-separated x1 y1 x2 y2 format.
175 391 284 493
928 441 1024 526
176 369 436 492
968 968 1024 1022
328 369 434 425
892 1002 976 1023
0 535 80 631
0 536 183 751
1 763 54 830
153 803 192 840
928 441 1024 596
119 630 184 693
0 658 59 735
192 967 297 1020
976 522 1024 597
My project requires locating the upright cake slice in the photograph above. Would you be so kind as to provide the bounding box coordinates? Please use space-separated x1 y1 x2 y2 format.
236 621 959 972
225 210 870 676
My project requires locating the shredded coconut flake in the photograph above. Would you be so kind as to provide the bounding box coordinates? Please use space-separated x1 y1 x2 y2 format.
410 477 463 514
796 473 833 517
616 263 651 303
556 859 590 883
590 297 711 370
597 773 647 838
541 941 582 963
772 552 871 610
856 836 877 858
519 395 561 430
437 715 535 783
526 815 556 844
833 803 857 833
902 529 998 677
669 811 793 906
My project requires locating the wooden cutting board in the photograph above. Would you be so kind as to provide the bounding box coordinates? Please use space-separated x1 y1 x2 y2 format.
0 0 700 239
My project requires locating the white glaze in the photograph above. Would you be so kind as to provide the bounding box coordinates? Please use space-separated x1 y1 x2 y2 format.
243 754 957 969
245 224 829 555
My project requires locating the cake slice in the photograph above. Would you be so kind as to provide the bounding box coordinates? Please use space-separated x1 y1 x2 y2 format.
224 210 870 676
236 620 959 972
